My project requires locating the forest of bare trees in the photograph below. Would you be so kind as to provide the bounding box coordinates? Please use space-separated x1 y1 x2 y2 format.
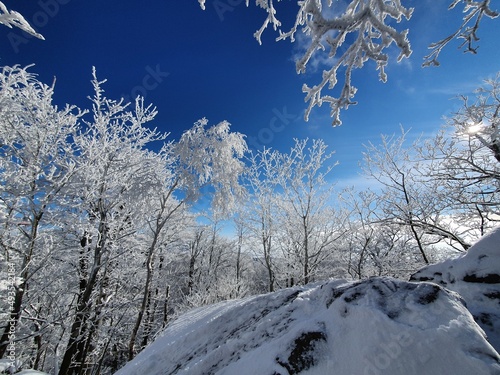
1 0 499 373
1 65 499 374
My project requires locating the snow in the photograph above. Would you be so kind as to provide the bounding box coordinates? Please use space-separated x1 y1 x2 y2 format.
0 359 14 373
411 226 500 352
116 262 500 374
0 2 44 40
0 359 49 375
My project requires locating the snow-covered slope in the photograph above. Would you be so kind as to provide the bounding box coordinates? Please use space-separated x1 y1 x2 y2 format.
411 226 500 352
116 275 500 374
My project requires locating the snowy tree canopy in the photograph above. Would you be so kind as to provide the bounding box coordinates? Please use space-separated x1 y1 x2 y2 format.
175 118 248 215
197 0 498 125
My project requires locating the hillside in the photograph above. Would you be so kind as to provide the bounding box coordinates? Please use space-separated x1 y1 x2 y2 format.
116 229 500 375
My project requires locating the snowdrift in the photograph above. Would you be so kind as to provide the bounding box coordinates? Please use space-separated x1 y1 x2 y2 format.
411 226 500 352
116 278 500 374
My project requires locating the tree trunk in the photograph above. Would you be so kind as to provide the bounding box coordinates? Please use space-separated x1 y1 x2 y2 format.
400 172 429 264
263 237 274 293
59 214 107 375
0 282 25 359
302 216 310 285
235 228 243 296
140 289 155 349
0 213 41 358
187 254 196 295
128 244 154 361
163 285 170 328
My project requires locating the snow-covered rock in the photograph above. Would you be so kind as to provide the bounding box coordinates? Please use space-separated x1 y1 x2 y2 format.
116 276 500 375
0 359 48 375
411 226 500 352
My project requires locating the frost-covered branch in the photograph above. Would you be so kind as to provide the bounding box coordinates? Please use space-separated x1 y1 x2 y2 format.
175 118 248 215
451 72 500 163
0 1 44 40
423 0 499 67
198 0 413 126
278 1 413 125
197 0 498 126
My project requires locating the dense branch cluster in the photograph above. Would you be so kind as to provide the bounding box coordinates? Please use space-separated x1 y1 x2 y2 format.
198 0 498 125
0 66 248 374
362 75 500 255
1 65 500 374
279 0 413 126
0 0 499 371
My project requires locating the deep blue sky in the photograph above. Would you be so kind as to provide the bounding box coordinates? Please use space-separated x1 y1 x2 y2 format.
0 1 498 186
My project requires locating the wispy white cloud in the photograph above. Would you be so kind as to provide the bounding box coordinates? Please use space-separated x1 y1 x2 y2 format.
428 79 482 97
334 173 383 192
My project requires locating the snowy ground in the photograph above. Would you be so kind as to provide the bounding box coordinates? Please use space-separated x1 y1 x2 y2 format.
412 226 500 352
116 229 500 375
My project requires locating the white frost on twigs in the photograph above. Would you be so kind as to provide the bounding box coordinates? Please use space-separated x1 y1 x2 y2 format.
200 0 414 126
0 1 44 40
198 0 498 126
276 0 413 126
423 0 498 67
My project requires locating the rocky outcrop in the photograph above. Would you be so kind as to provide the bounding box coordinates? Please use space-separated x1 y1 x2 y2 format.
116 275 500 375
411 227 500 352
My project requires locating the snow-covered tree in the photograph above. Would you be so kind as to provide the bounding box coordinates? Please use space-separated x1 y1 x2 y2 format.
273 139 341 285
174 118 247 215
363 130 432 263
241 148 282 292
353 75 500 277
56 71 248 373
0 65 249 373
416 73 500 238
198 0 498 125
339 188 426 279
0 65 83 360
241 139 343 289
57 70 167 375
360 100 500 265
178 211 251 312
362 128 472 263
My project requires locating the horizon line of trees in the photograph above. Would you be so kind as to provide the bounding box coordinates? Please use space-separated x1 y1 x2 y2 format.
0 65 499 374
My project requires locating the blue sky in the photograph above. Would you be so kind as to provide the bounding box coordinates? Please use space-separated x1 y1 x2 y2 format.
0 0 498 186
